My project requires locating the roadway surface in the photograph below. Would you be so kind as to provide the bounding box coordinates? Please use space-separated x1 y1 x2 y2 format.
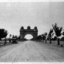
0 41 64 62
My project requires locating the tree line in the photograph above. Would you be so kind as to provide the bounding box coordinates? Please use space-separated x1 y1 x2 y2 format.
0 23 64 46
0 29 18 45
32 23 64 46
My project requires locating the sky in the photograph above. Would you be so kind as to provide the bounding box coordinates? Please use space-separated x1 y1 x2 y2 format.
0 1 64 37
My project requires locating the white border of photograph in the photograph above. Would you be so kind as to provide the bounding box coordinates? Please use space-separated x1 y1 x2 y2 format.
0 0 64 2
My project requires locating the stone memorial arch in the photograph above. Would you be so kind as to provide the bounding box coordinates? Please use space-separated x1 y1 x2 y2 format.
20 26 38 40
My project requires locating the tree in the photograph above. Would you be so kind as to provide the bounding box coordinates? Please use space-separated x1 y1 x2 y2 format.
9 34 12 44
41 34 45 40
48 29 53 44
44 33 47 43
62 32 64 36
51 36 57 41
0 29 8 45
61 37 64 41
0 29 8 40
52 23 62 45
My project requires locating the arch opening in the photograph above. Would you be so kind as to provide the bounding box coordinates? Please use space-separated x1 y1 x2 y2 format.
24 34 33 40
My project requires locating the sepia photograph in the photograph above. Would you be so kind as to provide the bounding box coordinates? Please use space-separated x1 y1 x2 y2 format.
0 0 64 64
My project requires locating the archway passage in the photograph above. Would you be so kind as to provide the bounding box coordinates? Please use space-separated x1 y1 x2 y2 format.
20 26 38 40
24 34 33 40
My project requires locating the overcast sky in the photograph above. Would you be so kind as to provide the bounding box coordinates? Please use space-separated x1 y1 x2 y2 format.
0 2 64 36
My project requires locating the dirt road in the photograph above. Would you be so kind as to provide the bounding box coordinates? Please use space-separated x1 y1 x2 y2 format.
0 41 64 62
